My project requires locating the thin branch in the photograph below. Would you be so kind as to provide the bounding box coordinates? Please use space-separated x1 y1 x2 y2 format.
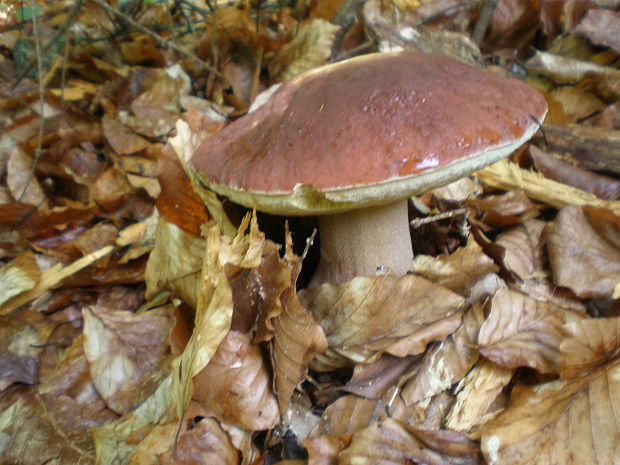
472 0 498 45
11 0 82 90
88 0 227 82
19 0 46 202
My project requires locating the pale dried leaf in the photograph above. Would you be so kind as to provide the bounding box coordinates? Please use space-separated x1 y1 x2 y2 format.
560 316 620 379
494 219 546 283
0 251 41 306
83 306 173 414
157 417 240 465
102 115 149 155
549 86 606 122
0 391 110 465
386 391 455 431
546 205 620 298
445 360 514 432
7 146 48 210
526 50 620 85
478 289 564 373
269 19 340 82
339 418 480 465
412 238 498 296
144 219 204 309
193 330 279 430
401 304 483 405
481 358 620 465
303 434 352 465
343 354 420 399
431 177 483 202
271 247 327 413
474 159 620 216
0 317 40 389
312 395 383 436
574 8 620 54
300 274 464 365
94 220 263 463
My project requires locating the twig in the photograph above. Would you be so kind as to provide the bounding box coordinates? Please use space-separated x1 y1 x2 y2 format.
410 208 469 228
11 0 82 90
472 0 498 45
88 0 227 82
19 0 46 202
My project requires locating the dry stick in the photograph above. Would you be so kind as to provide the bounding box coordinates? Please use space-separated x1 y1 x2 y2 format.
10 0 82 90
471 0 498 45
19 0 46 202
410 208 469 228
88 0 227 83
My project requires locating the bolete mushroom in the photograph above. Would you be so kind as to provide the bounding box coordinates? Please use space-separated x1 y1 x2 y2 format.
191 51 547 285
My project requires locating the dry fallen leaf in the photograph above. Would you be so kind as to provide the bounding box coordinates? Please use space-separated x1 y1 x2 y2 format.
339 418 480 465
574 8 620 55
478 289 564 374
481 358 620 465
445 360 513 432
400 303 483 406
269 19 340 82
157 416 240 465
560 316 620 379
411 238 498 296
0 251 41 306
300 274 464 368
546 205 620 298
193 329 279 430
270 239 328 413
83 305 173 415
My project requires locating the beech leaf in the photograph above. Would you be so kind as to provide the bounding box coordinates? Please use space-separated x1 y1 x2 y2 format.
481 358 620 465
477 289 564 374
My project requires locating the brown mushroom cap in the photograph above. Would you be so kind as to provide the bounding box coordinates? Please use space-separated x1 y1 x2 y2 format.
191 51 547 215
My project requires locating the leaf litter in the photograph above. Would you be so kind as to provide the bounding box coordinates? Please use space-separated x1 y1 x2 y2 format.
1 0 620 464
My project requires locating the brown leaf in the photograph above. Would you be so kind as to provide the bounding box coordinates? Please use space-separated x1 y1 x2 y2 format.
271 242 327 413
312 394 383 436
0 390 115 465
560 316 620 379
83 306 173 414
574 8 620 55
401 303 483 405
102 115 149 155
445 360 513 432
0 251 41 306
546 205 620 298
303 433 352 465
0 316 40 389
155 144 210 236
478 289 564 373
343 354 420 399
269 19 340 82
7 146 49 211
157 417 240 465
411 238 499 296
548 85 606 123
468 190 539 228
193 330 279 430
300 274 464 366
339 418 480 465
144 219 205 309
481 358 620 465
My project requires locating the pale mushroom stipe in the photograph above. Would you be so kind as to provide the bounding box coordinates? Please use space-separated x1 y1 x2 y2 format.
191 51 548 286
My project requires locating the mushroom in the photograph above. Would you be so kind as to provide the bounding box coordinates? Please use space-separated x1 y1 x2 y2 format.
191 51 547 286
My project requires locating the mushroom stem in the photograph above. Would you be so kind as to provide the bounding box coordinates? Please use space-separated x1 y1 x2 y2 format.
309 199 414 287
